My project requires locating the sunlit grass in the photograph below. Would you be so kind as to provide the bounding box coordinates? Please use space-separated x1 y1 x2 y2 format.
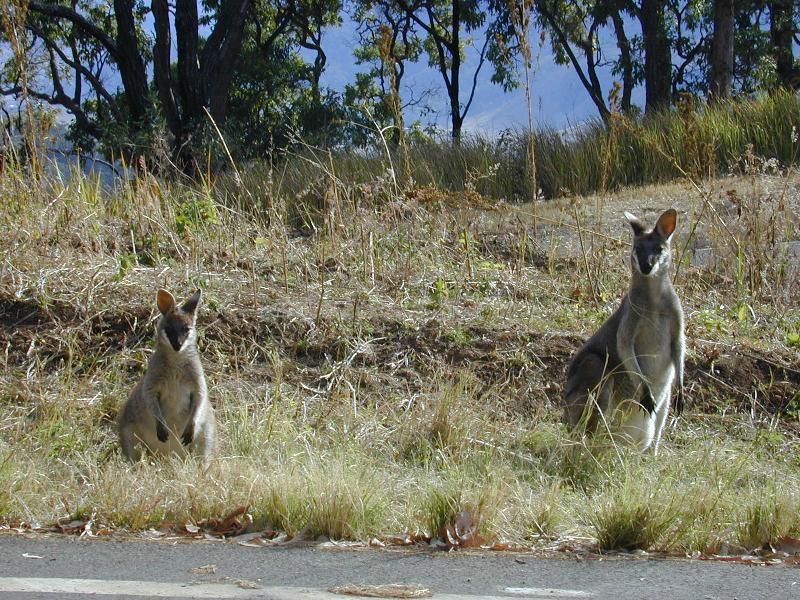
0 102 799 552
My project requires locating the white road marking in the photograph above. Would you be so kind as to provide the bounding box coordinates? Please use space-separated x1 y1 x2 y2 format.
0 578 267 598
503 588 592 597
0 577 593 599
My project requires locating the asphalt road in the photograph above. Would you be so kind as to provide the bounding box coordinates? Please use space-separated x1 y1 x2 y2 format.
0 533 797 600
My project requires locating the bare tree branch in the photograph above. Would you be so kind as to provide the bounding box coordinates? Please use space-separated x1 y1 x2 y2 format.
27 23 122 121
27 1 119 59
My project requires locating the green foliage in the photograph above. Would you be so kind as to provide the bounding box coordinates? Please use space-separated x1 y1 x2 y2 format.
175 193 219 235
427 277 451 308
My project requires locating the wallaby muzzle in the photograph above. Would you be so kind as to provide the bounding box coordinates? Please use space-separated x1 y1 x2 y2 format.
164 324 189 352
634 248 657 275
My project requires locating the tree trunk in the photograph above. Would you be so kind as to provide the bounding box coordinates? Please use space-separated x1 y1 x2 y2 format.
450 0 462 143
640 0 671 113
112 0 150 127
769 0 797 88
201 0 252 123
151 0 180 138
710 0 734 99
611 9 633 113
175 0 203 130
390 61 405 146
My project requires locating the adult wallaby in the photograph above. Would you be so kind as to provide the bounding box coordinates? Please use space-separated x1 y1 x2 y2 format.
119 288 216 465
563 209 685 454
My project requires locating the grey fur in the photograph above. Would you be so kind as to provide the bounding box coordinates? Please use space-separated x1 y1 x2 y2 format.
118 289 215 466
563 209 685 454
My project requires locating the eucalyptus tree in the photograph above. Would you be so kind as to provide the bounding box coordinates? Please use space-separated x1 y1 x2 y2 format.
532 0 634 119
769 0 799 89
393 0 519 142
225 0 345 152
710 0 734 98
0 0 252 166
346 0 424 145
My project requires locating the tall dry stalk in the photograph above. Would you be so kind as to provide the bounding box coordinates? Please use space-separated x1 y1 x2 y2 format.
378 23 411 187
510 0 538 237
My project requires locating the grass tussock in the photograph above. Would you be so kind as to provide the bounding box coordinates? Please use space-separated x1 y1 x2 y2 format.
0 99 799 553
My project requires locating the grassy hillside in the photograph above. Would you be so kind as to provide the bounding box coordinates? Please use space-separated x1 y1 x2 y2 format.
0 133 799 554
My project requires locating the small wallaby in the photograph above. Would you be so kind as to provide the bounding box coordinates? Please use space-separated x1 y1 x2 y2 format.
563 208 685 454
119 288 216 465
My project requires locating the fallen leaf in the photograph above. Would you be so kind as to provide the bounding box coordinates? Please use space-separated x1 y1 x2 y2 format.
774 536 800 555
141 528 166 539
237 538 268 548
188 564 217 575
184 522 200 534
438 510 485 549
57 519 85 534
385 534 413 546
198 505 252 537
409 531 429 544
490 540 526 552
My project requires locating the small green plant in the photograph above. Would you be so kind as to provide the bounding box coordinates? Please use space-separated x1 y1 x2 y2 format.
786 331 800 348
782 393 800 421
427 277 450 308
112 252 137 282
175 193 219 235
698 308 731 334
445 327 471 347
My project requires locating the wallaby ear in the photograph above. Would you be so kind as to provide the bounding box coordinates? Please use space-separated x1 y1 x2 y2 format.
624 211 646 236
156 289 176 315
655 208 677 239
181 289 202 315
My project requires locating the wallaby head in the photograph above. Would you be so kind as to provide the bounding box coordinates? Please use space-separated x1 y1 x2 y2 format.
155 289 202 353
624 209 677 278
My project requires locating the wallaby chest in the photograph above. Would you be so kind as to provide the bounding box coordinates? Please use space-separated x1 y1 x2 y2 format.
626 302 675 381
147 360 197 422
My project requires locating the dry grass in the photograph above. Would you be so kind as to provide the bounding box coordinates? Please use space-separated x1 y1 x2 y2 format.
0 140 799 554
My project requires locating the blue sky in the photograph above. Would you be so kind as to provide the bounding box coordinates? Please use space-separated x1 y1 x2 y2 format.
315 14 646 134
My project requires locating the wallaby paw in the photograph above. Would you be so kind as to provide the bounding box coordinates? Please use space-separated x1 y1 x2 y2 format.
675 387 686 416
640 389 656 415
156 422 169 443
181 429 194 446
